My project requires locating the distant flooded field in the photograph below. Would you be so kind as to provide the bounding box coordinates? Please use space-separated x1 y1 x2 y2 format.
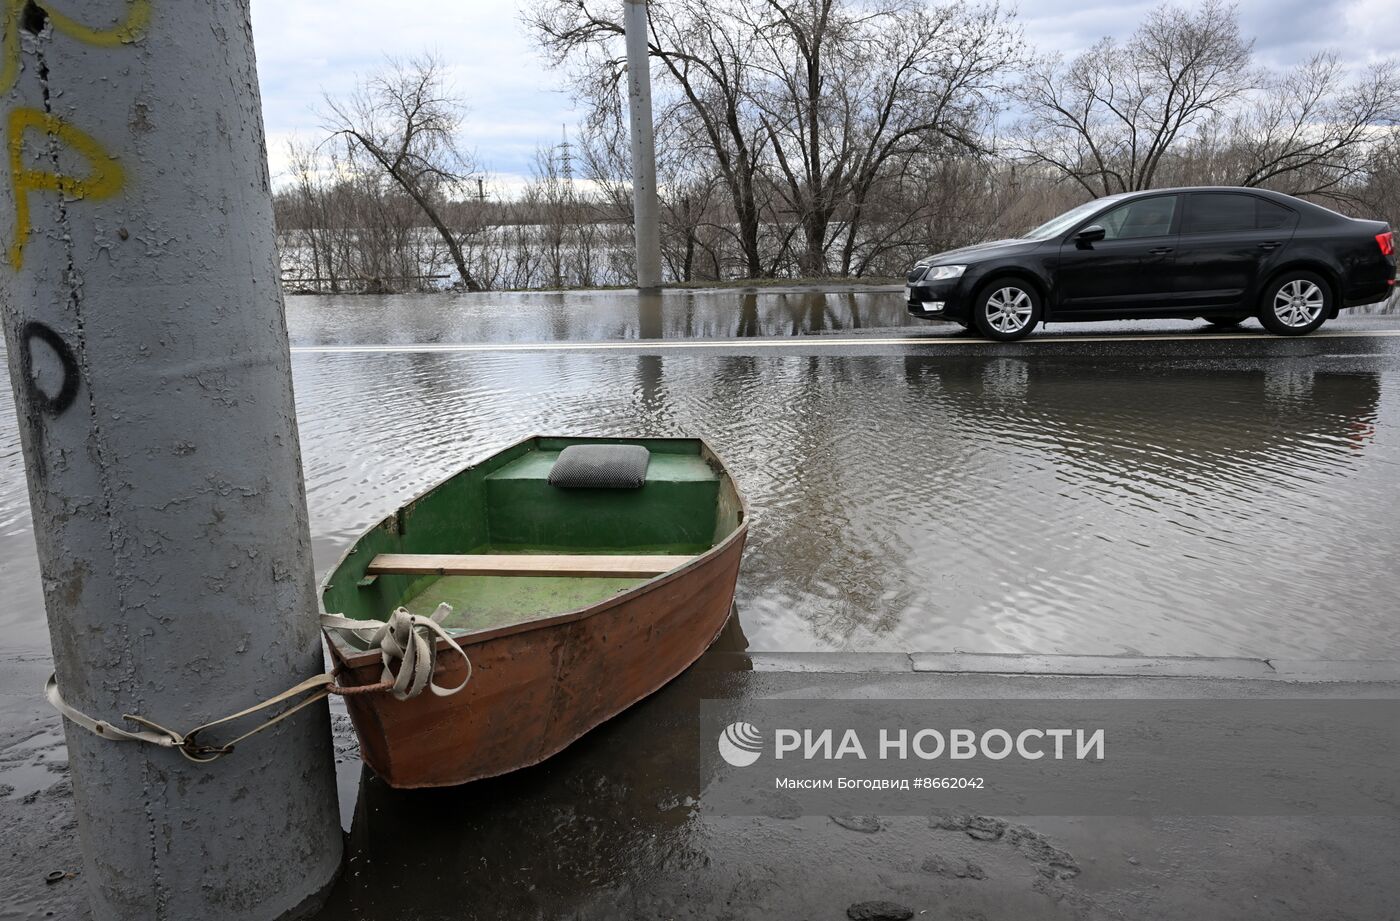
283 286 923 345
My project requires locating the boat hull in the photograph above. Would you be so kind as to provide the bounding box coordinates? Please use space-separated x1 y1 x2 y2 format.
326 519 746 788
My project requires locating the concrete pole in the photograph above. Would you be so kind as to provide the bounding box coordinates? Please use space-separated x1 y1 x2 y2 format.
623 0 663 290
0 3 341 919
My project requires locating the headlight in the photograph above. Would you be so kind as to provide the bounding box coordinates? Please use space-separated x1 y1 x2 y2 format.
923 264 967 280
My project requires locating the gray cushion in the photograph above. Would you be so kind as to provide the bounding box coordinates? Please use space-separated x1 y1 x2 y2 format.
548 444 650 489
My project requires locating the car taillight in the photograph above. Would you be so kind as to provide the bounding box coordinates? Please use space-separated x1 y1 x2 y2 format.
1378 231 1395 256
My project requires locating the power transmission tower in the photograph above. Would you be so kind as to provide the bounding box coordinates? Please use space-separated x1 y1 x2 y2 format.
558 123 574 183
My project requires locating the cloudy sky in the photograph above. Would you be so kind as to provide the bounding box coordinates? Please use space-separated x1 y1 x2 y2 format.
247 0 1399 190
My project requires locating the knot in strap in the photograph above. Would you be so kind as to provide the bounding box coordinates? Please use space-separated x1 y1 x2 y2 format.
321 603 472 701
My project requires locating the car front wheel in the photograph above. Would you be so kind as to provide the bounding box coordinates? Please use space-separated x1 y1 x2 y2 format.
972 278 1041 341
1258 272 1330 336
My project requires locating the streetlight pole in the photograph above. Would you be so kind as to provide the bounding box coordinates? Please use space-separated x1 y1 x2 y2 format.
0 3 341 918
623 0 663 290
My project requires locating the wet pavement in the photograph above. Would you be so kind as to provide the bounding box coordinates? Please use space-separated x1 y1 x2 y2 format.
315 660 1400 921
311 657 1400 921
2 287 1400 918
4 649 1397 921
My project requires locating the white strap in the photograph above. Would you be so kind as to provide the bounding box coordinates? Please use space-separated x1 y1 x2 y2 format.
43 605 474 763
45 674 183 748
44 671 336 762
320 603 472 701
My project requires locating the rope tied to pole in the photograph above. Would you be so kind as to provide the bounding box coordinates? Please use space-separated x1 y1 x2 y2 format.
45 671 338 763
45 603 472 762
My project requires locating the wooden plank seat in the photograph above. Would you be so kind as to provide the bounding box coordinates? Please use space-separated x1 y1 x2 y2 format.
366 553 694 579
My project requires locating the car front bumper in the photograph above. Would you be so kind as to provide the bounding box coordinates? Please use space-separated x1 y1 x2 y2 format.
905 275 972 321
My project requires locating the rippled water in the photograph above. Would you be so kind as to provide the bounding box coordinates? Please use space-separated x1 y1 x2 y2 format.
1 289 1397 659
281 347 1397 658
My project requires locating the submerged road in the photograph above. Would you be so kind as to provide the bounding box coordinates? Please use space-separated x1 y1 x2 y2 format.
4 294 1399 661
276 303 1400 663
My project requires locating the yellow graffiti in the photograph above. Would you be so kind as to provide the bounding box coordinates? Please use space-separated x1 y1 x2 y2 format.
7 106 123 269
2 0 151 93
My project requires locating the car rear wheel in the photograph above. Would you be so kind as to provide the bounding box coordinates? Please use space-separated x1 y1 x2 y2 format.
972 278 1041 341
1258 272 1330 336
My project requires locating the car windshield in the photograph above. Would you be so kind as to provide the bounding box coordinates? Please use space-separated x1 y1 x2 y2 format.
1022 195 1129 241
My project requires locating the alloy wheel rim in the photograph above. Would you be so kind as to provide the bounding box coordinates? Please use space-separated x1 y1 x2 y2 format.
986 287 1032 333
1273 280 1324 327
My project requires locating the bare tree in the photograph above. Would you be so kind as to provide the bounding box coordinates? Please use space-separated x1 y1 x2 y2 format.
323 55 482 290
1013 0 1253 196
1231 54 1400 197
275 137 450 294
273 4 1396 293
527 0 776 278
276 139 342 292
744 0 1021 275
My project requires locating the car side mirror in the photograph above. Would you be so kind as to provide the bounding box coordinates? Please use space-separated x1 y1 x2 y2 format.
1075 225 1106 247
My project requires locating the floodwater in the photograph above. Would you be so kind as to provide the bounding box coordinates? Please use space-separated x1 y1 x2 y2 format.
1 288 1398 659
284 285 922 345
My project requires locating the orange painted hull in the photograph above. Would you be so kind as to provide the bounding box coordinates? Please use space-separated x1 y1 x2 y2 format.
326 524 746 788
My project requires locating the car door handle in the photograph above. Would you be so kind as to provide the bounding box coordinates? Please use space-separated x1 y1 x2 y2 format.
1258 242 1281 251
1148 247 1173 255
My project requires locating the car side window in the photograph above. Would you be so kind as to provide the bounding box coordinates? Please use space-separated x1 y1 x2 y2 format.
1183 193 1295 233
1256 198 1297 230
1095 196 1177 240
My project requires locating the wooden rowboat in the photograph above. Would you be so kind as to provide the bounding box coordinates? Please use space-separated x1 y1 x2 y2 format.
320 436 748 788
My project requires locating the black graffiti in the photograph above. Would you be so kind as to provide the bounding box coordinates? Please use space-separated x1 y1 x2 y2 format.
19 320 79 415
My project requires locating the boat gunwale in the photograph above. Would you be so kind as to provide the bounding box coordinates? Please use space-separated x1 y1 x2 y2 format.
319 434 750 668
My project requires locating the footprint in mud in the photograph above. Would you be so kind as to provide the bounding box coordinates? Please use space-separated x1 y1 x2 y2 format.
929 813 1080 881
921 854 987 880
831 814 882 833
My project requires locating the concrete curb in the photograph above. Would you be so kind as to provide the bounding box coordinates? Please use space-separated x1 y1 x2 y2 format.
703 651 1400 683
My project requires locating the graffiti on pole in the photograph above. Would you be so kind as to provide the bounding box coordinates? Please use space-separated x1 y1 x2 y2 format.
3 0 147 448
18 319 78 414
4 1 147 269
2 0 150 92
7 106 124 269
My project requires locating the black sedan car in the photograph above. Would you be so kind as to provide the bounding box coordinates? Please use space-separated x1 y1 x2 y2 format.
906 187 1396 340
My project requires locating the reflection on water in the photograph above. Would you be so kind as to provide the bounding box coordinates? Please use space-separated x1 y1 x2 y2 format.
284 287 927 345
318 666 719 919
0 342 1395 659
321 623 754 917
891 356 1390 654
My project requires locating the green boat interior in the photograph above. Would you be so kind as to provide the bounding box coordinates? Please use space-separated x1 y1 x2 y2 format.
321 437 743 642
